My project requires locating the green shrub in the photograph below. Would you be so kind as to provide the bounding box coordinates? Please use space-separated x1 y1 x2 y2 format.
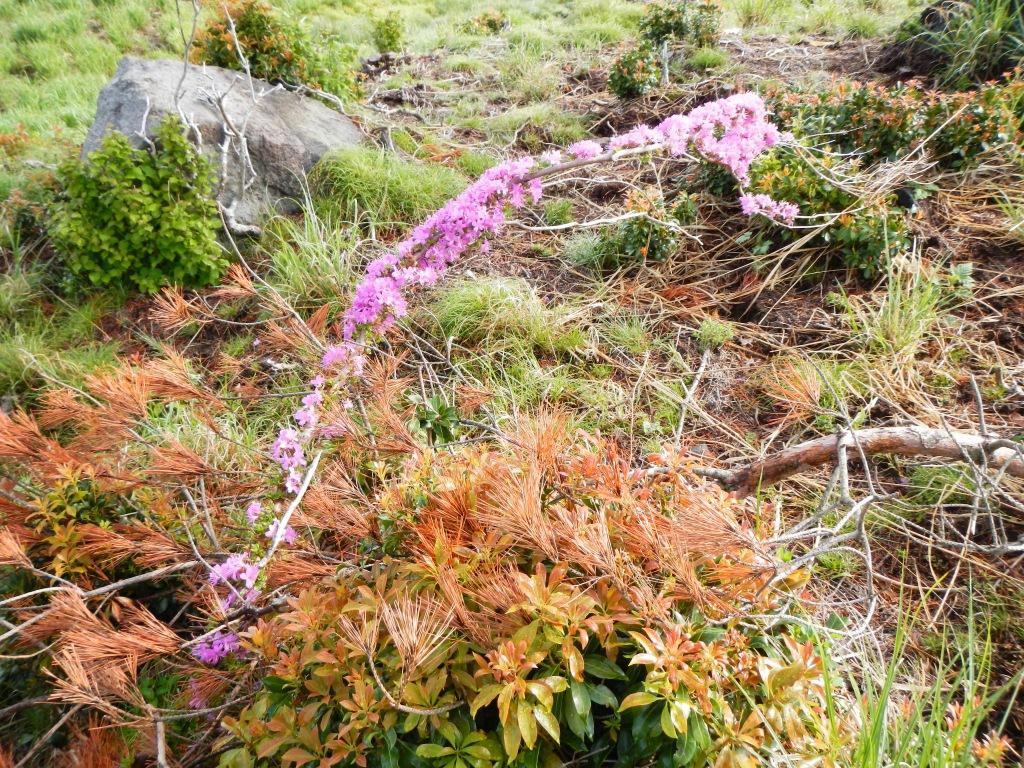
618 190 678 263
747 146 909 277
464 9 509 34
50 118 225 293
608 46 661 99
769 80 1021 171
310 148 467 229
640 0 721 47
373 11 404 53
193 0 358 97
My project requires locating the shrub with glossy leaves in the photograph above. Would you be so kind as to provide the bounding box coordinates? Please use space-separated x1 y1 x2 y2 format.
50 117 225 293
640 0 721 48
220 423 851 768
609 46 661 99
769 80 1022 171
193 0 358 98
746 147 909 277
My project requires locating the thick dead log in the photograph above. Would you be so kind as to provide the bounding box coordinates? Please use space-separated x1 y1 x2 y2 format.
698 426 1024 496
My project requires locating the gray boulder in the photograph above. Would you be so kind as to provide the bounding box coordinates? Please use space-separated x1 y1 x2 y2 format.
82 56 363 228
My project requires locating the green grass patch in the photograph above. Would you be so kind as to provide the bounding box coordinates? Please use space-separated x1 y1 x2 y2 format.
427 276 586 355
310 148 467 230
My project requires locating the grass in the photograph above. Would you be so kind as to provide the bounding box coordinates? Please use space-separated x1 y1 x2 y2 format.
485 102 588 149
0 0 179 145
899 0 1024 87
845 267 945 369
840 605 1022 768
261 204 360 308
310 148 467 230
686 47 729 71
427 276 585 354
694 317 735 352
0 287 121 401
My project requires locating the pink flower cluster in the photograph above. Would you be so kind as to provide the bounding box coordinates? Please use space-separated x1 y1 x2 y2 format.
209 553 259 590
192 629 240 665
739 193 800 225
658 92 788 184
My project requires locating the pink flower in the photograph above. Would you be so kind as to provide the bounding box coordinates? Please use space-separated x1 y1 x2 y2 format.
265 518 298 545
192 630 239 665
567 140 603 160
739 193 799 225
245 501 261 523
209 553 259 590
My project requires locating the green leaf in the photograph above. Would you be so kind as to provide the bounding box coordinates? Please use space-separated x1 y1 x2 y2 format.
417 744 457 759
584 655 627 680
470 683 503 716
534 705 560 743
660 703 677 739
588 684 618 708
620 691 658 711
518 699 538 749
569 679 591 717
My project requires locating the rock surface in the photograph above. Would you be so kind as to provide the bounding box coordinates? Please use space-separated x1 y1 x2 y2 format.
82 57 363 227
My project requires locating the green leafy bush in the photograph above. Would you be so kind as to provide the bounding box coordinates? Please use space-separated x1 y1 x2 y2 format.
640 0 721 48
618 189 679 263
746 147 909 277
373 11 404 53
608 46 661 99
193 0 359 98
563 190 680 271
464 9 509 34
50 118 226 293
769 80 1022 170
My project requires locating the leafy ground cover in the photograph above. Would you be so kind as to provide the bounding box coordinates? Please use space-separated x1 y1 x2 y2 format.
2 0 1024 766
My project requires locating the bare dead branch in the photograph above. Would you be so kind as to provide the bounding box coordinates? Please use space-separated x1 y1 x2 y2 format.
696 425 1024 496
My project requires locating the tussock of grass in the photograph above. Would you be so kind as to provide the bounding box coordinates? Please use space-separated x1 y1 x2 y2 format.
310 148 467 230
428 276 586 354
261 206 359 307
694 317 735 351
686 46 729 70
846 269 944 366
0 290 121 400
486 102 588 148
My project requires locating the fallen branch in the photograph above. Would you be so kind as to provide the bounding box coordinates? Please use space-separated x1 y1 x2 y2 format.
696 425 1024 496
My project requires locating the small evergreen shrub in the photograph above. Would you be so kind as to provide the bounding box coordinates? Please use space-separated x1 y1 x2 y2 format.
193 0 358 97
464 9 509 34
50 118 225 293
746 147 909 278
372 11 404 53
769 80 1022 170
608 46 661 99
618 189 678 263
640 0 722 48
